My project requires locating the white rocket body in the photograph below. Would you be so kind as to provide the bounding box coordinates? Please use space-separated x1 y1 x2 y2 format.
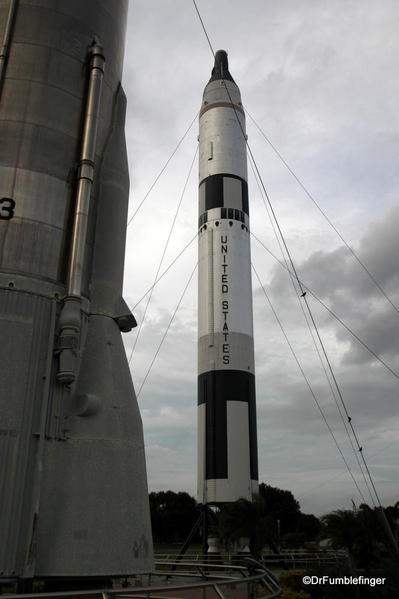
197 51 258 504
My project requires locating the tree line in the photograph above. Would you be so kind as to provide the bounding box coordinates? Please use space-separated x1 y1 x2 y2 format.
149 484 399 559
150 484 356 549
149 485 399 597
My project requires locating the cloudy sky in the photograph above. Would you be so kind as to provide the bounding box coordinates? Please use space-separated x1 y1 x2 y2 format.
120 0 399 516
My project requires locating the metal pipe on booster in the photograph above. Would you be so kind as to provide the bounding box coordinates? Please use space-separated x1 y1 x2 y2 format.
57 41 105 385
68 43 105 298
0 0 17 91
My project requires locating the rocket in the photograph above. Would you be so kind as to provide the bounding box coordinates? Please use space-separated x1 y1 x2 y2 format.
0 0 153 582
197 51 259 505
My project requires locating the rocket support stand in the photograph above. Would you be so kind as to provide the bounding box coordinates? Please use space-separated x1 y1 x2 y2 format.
202 505 208 563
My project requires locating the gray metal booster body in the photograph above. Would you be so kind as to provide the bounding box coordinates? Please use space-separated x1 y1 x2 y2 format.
0 0 153 579
197 51 259 505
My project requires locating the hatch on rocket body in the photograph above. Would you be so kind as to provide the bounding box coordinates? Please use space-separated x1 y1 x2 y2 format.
0 0 153 579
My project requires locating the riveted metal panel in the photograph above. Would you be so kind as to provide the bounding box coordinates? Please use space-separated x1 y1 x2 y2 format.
0 0 153 579
197 370 258 504
0 289 55 576
198 181 206 215
0 0 128 287
197 403 206 503
36 315 153 576
199 107 247 181
0 167 68 229
223 176 242 210
198 332 255 375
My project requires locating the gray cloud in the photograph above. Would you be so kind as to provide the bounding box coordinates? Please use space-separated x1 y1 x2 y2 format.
121 0 399 513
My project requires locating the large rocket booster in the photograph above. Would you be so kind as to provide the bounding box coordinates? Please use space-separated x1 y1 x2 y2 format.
0 0 153 580
197 51 259 504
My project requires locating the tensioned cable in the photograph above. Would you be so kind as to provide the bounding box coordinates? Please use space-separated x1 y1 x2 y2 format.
126 112 198 227
192 0 215 57
249 152 344 408
298 470 359 501
129 146 198 365
136 263 197 399
234 113 386 505
251 231 399 382
192 0 385 511
253 220 382 507
248 156 373 501
246 108 399 316
298 439 399 501
253 226 399 504
131 233 198 311
226 60 383 505
252 232 399 518
252 262 367 505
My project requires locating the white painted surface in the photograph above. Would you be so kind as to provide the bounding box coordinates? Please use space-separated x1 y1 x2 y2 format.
198 219 254 340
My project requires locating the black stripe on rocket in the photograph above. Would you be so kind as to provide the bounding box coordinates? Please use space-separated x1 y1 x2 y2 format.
198 173 249 215
198 369 259 481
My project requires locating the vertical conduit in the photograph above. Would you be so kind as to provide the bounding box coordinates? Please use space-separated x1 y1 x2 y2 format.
67 41 105 297
0 0 18 98
57 41 105 384
24 300 56 578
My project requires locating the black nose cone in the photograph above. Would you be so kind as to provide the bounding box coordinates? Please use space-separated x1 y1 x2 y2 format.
209 49 235 83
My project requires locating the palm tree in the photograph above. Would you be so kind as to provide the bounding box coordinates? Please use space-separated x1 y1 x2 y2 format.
321 507 379 570
321 509 359 556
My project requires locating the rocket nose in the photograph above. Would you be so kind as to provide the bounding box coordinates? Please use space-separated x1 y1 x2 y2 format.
209 49 235 83
214 50 229 77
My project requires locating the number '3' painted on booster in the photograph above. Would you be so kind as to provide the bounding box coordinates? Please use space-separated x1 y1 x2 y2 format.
0 198 15 220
